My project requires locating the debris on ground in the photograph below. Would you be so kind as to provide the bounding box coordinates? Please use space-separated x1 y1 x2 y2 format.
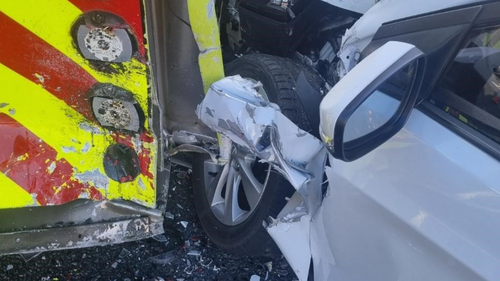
0 165 295 280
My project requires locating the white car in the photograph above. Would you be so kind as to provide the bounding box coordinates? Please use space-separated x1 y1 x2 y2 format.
195 0 500 280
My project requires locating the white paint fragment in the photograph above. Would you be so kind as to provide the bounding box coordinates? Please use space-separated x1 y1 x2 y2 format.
137 177 146 190
6 265 13 271
34 73 45 84
206 0 215 19
75 169 110 189
79 191 90 199
30 193 38 206
81 142 91 153
165 212 175 220
62 146 77 153
47 162 56 174
250 275 261 281
180 221 188 228
79 122 103 134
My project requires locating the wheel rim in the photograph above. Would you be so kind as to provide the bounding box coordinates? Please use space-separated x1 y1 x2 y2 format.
203 148 271 226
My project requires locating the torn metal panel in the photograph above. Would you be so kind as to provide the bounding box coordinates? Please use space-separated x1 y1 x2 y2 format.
267 215 312 281
0 217 163 256
0 199 163 256
197 76 327 213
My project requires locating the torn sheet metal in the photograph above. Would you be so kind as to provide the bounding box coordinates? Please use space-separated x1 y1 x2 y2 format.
197 76 327 213
0 199 163 256
0 217 163 256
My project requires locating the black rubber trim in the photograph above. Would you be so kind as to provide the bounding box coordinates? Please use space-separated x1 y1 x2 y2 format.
382 2 487 27
475 1 500 26
374 5 481 40
418 101 500 162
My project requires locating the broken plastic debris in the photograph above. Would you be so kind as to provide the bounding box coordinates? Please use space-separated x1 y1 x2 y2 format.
250 275 261 281
148 251 176 265
276 269 289 276
183 265 194 275
176 203 184 209
152 234 169 242
264 261 272 272
6 264 13 271
165 212 175 220
119 248 131 259
200 257 213 267
180 221 189 228
187 250 201 256
111 261 118 268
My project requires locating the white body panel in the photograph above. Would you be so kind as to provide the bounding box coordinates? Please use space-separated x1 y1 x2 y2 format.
313 109 500 280
319 41 415 141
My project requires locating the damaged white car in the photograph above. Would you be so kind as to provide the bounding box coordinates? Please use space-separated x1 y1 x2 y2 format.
192 0 500 280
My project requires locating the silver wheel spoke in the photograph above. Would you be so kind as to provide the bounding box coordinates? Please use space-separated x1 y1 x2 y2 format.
204 147 271 226
224 165 246 224
236 157 263 209
210 163 229 207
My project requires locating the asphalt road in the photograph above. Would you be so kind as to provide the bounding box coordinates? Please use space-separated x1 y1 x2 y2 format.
0 166 297 281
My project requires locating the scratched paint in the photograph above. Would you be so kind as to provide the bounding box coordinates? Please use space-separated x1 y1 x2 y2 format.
187 0 225 93
0 0 157 209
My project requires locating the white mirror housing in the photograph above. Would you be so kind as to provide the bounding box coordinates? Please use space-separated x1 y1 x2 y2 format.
320 41 425 161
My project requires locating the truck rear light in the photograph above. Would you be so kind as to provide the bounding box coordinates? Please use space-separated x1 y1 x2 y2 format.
89 83 144 133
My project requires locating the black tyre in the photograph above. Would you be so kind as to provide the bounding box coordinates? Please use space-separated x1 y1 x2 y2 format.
192 54 325 256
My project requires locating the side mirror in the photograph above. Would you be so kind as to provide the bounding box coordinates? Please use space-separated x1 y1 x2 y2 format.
320 41 425 162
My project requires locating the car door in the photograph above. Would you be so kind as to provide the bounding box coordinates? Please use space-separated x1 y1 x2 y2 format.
314 3 500 281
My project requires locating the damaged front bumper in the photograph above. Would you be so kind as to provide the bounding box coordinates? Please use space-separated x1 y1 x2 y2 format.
197 76 328 280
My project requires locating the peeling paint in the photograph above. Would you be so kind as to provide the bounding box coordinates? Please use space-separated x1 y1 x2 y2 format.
137 177 146 190
199 47 218 55
34 73 45 84
47 162 56 174
81 142 91 153
78 122 104 134
206 0 215 19
61 146 77 153
74 169 110 189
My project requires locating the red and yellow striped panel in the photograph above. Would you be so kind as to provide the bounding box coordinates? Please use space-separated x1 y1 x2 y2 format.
0 0 157 209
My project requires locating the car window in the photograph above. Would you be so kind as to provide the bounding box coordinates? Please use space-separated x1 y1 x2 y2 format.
430 25 500 144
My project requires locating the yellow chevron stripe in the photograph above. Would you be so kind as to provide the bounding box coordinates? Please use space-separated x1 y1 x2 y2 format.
187 0 225 93
0 63 155 207
0 0 149 128
0 172 39 208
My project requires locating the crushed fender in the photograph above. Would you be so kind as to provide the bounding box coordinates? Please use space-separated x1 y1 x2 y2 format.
197 75 327 216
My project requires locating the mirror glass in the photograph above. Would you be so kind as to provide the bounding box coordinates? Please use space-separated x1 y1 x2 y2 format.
343 61 418 143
